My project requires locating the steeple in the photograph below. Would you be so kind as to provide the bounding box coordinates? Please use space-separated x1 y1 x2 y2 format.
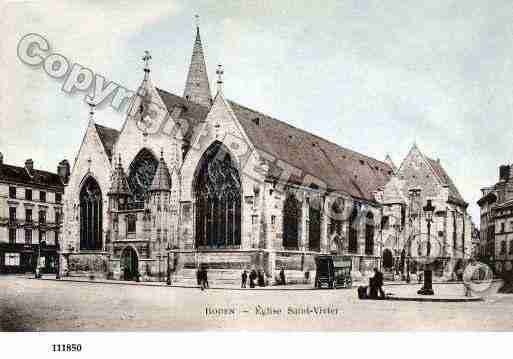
149 149 171 192
183 15 212 107
108 155 131 197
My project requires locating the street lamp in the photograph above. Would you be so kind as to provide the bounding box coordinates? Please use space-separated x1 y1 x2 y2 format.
166 242 171 285
418 199 435 295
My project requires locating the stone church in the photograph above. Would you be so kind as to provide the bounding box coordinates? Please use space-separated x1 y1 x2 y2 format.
60 23 471 284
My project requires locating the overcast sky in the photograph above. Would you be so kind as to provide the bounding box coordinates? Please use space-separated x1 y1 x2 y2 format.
2 0 513 224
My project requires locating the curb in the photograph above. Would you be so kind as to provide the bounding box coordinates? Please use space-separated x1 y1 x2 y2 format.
32 277 321 291
384 296 483 303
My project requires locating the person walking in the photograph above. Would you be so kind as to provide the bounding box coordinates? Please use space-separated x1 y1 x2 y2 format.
280 268 286 285
373 268 385 299
241 270 248 288
249 269 257 288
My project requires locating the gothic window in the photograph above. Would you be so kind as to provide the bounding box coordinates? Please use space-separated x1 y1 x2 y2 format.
127 214 137 234
128 148 159 202
80 177 103 250
348 206 358 253
283 193 301 250
194 142 241 248
365 212 375 255
308 198 321 252
330 199 344 236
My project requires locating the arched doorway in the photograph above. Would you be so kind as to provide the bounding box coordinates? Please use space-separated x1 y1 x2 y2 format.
80 177 103 250
194 142 242 248
120 246 139 281
383 248 394 270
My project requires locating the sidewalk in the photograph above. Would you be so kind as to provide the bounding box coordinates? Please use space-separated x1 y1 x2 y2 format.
31 275 498 301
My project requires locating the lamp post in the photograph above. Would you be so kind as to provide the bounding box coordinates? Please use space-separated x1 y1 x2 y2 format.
418 199 435 295
166 242 171 285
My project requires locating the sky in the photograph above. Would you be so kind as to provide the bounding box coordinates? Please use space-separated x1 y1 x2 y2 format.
1 0 513 225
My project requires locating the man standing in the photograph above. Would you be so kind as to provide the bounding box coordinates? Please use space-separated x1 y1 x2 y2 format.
373 268 385 299
241 270 247 288
280 268 286 285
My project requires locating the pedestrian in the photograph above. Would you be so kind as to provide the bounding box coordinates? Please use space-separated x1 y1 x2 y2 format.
203 266 209 289
249 269 257 288
196 267 201 287
241 270 247 288
257 270 265 287
280 268 286 285
373 268 385 299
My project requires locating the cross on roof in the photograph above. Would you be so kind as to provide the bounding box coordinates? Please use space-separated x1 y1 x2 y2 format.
142 50 152 70
216 64 224 93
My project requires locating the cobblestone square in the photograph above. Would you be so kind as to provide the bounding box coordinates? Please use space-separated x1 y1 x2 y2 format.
1 276 512 331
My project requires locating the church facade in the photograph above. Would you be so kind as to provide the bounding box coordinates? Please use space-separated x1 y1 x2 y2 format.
60 24 470 284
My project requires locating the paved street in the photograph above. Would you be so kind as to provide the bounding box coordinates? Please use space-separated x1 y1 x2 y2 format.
1 275 512 331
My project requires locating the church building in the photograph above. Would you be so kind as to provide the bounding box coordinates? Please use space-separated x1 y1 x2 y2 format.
60 22 469 284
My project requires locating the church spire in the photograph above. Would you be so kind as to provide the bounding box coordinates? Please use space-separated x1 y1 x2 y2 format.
183 15 212 107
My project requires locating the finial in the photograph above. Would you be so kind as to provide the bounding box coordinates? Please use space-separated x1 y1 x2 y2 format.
142 50 152 75
195 14 200 29
160 147 164 159
216 64 224 94
118 154 122 166
86 99 95 123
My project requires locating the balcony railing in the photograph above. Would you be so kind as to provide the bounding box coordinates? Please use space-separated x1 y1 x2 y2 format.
119 201 145 211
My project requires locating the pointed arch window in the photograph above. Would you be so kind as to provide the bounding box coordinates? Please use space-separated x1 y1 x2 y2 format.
194 142 241 248
128 148 159 201
308 197 321 252
283 193 301 250
365 212 375 255
80 177 103 250
348 206 359 253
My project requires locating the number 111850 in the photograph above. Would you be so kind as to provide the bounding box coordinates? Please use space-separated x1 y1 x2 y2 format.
51 344 82 352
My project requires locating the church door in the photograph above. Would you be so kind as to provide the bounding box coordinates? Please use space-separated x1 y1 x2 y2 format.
120 247 138 280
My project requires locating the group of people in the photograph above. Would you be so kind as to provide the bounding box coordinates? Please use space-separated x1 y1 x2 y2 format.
241 269 267 288
368 268 385 299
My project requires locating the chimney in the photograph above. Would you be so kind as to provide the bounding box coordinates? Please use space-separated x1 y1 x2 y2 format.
499 165 510 182
25 159 34 175
0 152 3 165
58 159 70 184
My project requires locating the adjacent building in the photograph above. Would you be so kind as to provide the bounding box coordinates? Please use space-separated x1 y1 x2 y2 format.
478 165 513 274
380 144 472 278
0 153 68 273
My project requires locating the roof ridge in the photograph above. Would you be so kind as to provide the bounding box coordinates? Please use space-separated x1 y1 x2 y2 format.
228 100 391 169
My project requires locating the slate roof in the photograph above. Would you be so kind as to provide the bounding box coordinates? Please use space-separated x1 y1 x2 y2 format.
91 90 392 202
228 101 392 201
95 124 120 161
425 157 466 206
156 88 210 142
0 163 64 190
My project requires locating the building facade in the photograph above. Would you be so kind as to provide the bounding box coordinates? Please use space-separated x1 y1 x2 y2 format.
478 165 513 274
0 153 68 273
379 144 472 278
59 23 472 284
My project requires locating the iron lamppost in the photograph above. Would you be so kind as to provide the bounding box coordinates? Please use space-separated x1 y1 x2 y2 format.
418 199 435 295
166 242 171 285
